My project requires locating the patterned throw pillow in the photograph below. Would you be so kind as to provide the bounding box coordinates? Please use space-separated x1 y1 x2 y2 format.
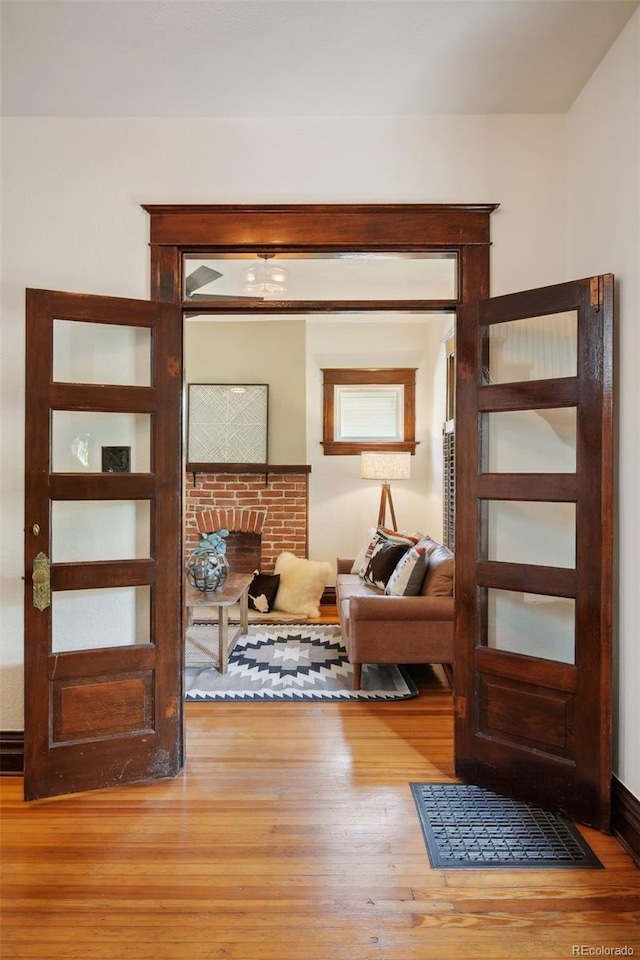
350 527 377 574
385 544 430 596
354 527 422 579
363 542 410 590
248 572 281 613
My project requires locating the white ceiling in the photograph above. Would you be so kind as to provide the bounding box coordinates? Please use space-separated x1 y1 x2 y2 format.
1 0 638 118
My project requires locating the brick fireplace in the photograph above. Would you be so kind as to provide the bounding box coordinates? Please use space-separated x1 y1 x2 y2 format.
184 469 309 574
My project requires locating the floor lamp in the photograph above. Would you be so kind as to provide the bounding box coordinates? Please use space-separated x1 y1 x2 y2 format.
361 452 411 530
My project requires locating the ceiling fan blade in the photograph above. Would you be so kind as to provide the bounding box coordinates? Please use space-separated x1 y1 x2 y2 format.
185 265 223 297
188 293 260 301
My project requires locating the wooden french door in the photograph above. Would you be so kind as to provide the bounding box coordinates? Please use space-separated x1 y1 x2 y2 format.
24 289 183 800
454 275 613 831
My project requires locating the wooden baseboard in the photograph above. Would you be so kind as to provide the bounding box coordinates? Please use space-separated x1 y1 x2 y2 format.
612 775 640 868
0 732 24 775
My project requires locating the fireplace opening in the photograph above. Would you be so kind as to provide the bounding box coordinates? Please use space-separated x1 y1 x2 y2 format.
223 531 261 574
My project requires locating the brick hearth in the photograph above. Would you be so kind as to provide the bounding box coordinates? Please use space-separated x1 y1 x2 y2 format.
185 471 309 573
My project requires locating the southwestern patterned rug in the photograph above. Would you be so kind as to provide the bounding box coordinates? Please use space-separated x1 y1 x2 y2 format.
184 624 418 701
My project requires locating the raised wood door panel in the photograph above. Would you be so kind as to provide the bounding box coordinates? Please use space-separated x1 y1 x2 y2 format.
24 289 183 800
454 275 613 831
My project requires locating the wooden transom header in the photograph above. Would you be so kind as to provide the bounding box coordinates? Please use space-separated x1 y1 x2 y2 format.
142 203 499 248
143 203 499 307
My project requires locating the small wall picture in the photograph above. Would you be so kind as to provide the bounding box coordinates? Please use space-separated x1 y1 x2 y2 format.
102 446 131 473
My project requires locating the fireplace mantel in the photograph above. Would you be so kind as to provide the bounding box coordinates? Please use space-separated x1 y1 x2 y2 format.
187 463 311 490
187 463 311 474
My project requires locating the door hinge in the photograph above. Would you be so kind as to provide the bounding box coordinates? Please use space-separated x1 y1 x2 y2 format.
590 276 603 311
455 696 467 719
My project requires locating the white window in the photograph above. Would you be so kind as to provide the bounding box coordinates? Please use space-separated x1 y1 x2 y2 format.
335 385 404 442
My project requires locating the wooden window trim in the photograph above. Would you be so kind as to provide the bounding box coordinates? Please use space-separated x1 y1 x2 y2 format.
321 367 417 456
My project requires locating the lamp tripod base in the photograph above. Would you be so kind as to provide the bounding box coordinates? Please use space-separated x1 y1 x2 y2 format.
377 482 398 529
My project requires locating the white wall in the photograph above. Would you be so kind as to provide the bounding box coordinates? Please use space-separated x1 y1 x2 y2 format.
1 114 566 730
567 9 640 796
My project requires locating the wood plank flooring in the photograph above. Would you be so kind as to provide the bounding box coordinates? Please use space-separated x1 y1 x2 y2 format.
1 663 639 960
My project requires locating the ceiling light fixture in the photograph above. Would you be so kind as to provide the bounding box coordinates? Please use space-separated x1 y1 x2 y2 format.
242 253 288 298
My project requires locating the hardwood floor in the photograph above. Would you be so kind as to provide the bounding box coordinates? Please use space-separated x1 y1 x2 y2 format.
1 664 639 960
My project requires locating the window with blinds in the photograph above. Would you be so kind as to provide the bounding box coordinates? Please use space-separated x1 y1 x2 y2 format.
335 385 404 442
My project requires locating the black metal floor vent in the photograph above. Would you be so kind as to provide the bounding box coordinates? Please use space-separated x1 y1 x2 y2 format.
410 782 603 869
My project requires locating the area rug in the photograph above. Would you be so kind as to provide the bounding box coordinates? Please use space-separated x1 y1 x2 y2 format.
185 624 417 701
410 782 603 869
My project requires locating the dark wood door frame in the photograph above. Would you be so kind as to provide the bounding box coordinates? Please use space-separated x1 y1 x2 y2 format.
142 200 498 639
142 203 498 309
142 202 498 577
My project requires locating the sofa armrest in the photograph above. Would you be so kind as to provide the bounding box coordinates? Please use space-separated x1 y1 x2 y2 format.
349 595 454 622
336 557 355 575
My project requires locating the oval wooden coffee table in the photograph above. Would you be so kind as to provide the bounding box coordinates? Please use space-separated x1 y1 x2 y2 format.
185 572 253 673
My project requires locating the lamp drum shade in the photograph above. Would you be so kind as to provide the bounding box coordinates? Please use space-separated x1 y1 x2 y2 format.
361 452 411 481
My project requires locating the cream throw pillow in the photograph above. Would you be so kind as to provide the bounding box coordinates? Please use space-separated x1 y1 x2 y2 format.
273 552 332 618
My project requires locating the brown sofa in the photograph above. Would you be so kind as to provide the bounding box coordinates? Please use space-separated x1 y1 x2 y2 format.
336 542 454 690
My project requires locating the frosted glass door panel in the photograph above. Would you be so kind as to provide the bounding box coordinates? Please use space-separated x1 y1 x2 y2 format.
482 312 577 385
484 588 575 664
52 586 151 652
183 252 458 301
482 501 576 568
52 501 151 563
53 320 151 386
482 408 576 473
51 412 151 472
